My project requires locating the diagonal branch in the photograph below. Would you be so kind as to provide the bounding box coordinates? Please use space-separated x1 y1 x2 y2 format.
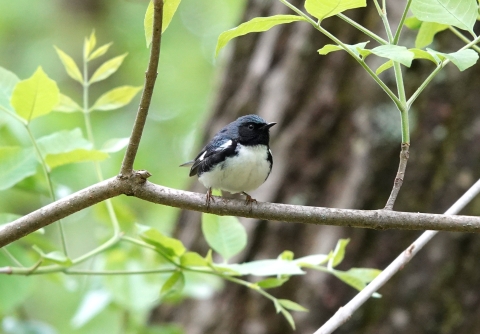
315 178 480 334
3 177 480 248
120 0 164 177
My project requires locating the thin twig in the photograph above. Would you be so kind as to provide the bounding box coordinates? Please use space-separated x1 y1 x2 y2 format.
384 143 409 210
315 178 480 334
119 0 164 177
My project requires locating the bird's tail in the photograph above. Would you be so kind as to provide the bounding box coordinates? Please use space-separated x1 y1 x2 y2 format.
179 160 194 167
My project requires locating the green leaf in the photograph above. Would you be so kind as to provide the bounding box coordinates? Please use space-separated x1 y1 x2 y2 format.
273 299 282 313
293 253 331 266
404 16 423 29
37 128 92 157
83 30 96 60
0 244 34 313
88 42 113 61
279 250 294 261
139 225 186 258
201 213 247 261
91 86 142 111
45 149 108 169
160 271 185 299
144 0 182 47
280 309 296 329
0 66 20 112
54 93 82 113
331 268 381 295
305 0 366 21
0 147 38 190
144 1 154 47
409 48 438 63
328 238 350 268
204 249 213 264
411 0 477 33
217 259 305 276
11 67 60 122
71 290 111 328
427 48 479 71
318 41 369 57
257 277 289 289
180 251 209 267
215 15 307 57
376 60 394 75
369 45 414 67
100 137 130 153
415 22 449 48
278 299 309 312
32 245 72 266
54 46 83 83
89 53 127 84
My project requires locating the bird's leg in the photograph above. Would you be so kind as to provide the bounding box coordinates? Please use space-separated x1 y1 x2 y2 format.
242 192 257 207
206 188 215 208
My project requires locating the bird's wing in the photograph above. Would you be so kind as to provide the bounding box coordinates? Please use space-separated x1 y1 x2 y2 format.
188 138 237 177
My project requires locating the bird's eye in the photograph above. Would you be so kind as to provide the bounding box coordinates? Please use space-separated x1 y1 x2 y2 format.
248 124 254 130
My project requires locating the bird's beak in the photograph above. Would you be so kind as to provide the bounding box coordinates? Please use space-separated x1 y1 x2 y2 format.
262 122 277 130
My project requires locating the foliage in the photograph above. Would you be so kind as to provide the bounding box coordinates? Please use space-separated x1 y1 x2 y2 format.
1 0 479 332
0 5 381 332
216 0 480 144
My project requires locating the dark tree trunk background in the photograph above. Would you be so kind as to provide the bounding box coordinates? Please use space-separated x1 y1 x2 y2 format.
151 1 480 333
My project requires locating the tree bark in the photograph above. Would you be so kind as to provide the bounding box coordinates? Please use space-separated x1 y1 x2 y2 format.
151 1 480 333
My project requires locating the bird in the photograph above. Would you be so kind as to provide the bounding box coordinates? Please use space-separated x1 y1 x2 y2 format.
181 114 276 207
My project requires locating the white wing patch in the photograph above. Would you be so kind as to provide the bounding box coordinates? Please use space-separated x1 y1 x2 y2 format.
216 140 233 151
198 151 206 161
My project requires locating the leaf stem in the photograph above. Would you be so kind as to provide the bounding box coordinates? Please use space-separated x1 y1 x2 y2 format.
7 233 122 275
449 26 480 53
65 268 175 275
408 34 480 108
336 14 387 45
278 0 402 108
393 0 412 45
82 52 121 236
1 247 24 267
25 125 68 256
373 0 393 43
0 105 26 124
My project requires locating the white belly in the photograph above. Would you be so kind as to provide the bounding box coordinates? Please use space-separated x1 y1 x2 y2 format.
198 144 271 193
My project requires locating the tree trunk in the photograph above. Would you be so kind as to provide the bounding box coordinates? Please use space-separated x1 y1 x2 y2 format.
151 1 480 333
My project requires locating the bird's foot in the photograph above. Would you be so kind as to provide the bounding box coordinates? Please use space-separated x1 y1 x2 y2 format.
242 192 257 212
206 188 215 208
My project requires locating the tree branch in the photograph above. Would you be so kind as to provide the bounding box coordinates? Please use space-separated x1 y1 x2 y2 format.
3 176 480 248
0 177 128 247
119 0 164 177
384 143 410 210
316 177 480 334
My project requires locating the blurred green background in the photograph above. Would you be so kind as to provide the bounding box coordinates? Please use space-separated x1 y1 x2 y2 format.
0 0 245 332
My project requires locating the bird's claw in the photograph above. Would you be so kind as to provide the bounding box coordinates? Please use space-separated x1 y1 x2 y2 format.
242 192 257 212
206 188 215 208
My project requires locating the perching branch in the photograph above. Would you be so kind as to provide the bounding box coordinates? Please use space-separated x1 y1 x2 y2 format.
384 143 410 210
0 177 128 247
3 176 480 248
119 0 164 177
316 178 480 334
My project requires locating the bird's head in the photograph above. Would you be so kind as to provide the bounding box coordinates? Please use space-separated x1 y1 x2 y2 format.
234 115 276 146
